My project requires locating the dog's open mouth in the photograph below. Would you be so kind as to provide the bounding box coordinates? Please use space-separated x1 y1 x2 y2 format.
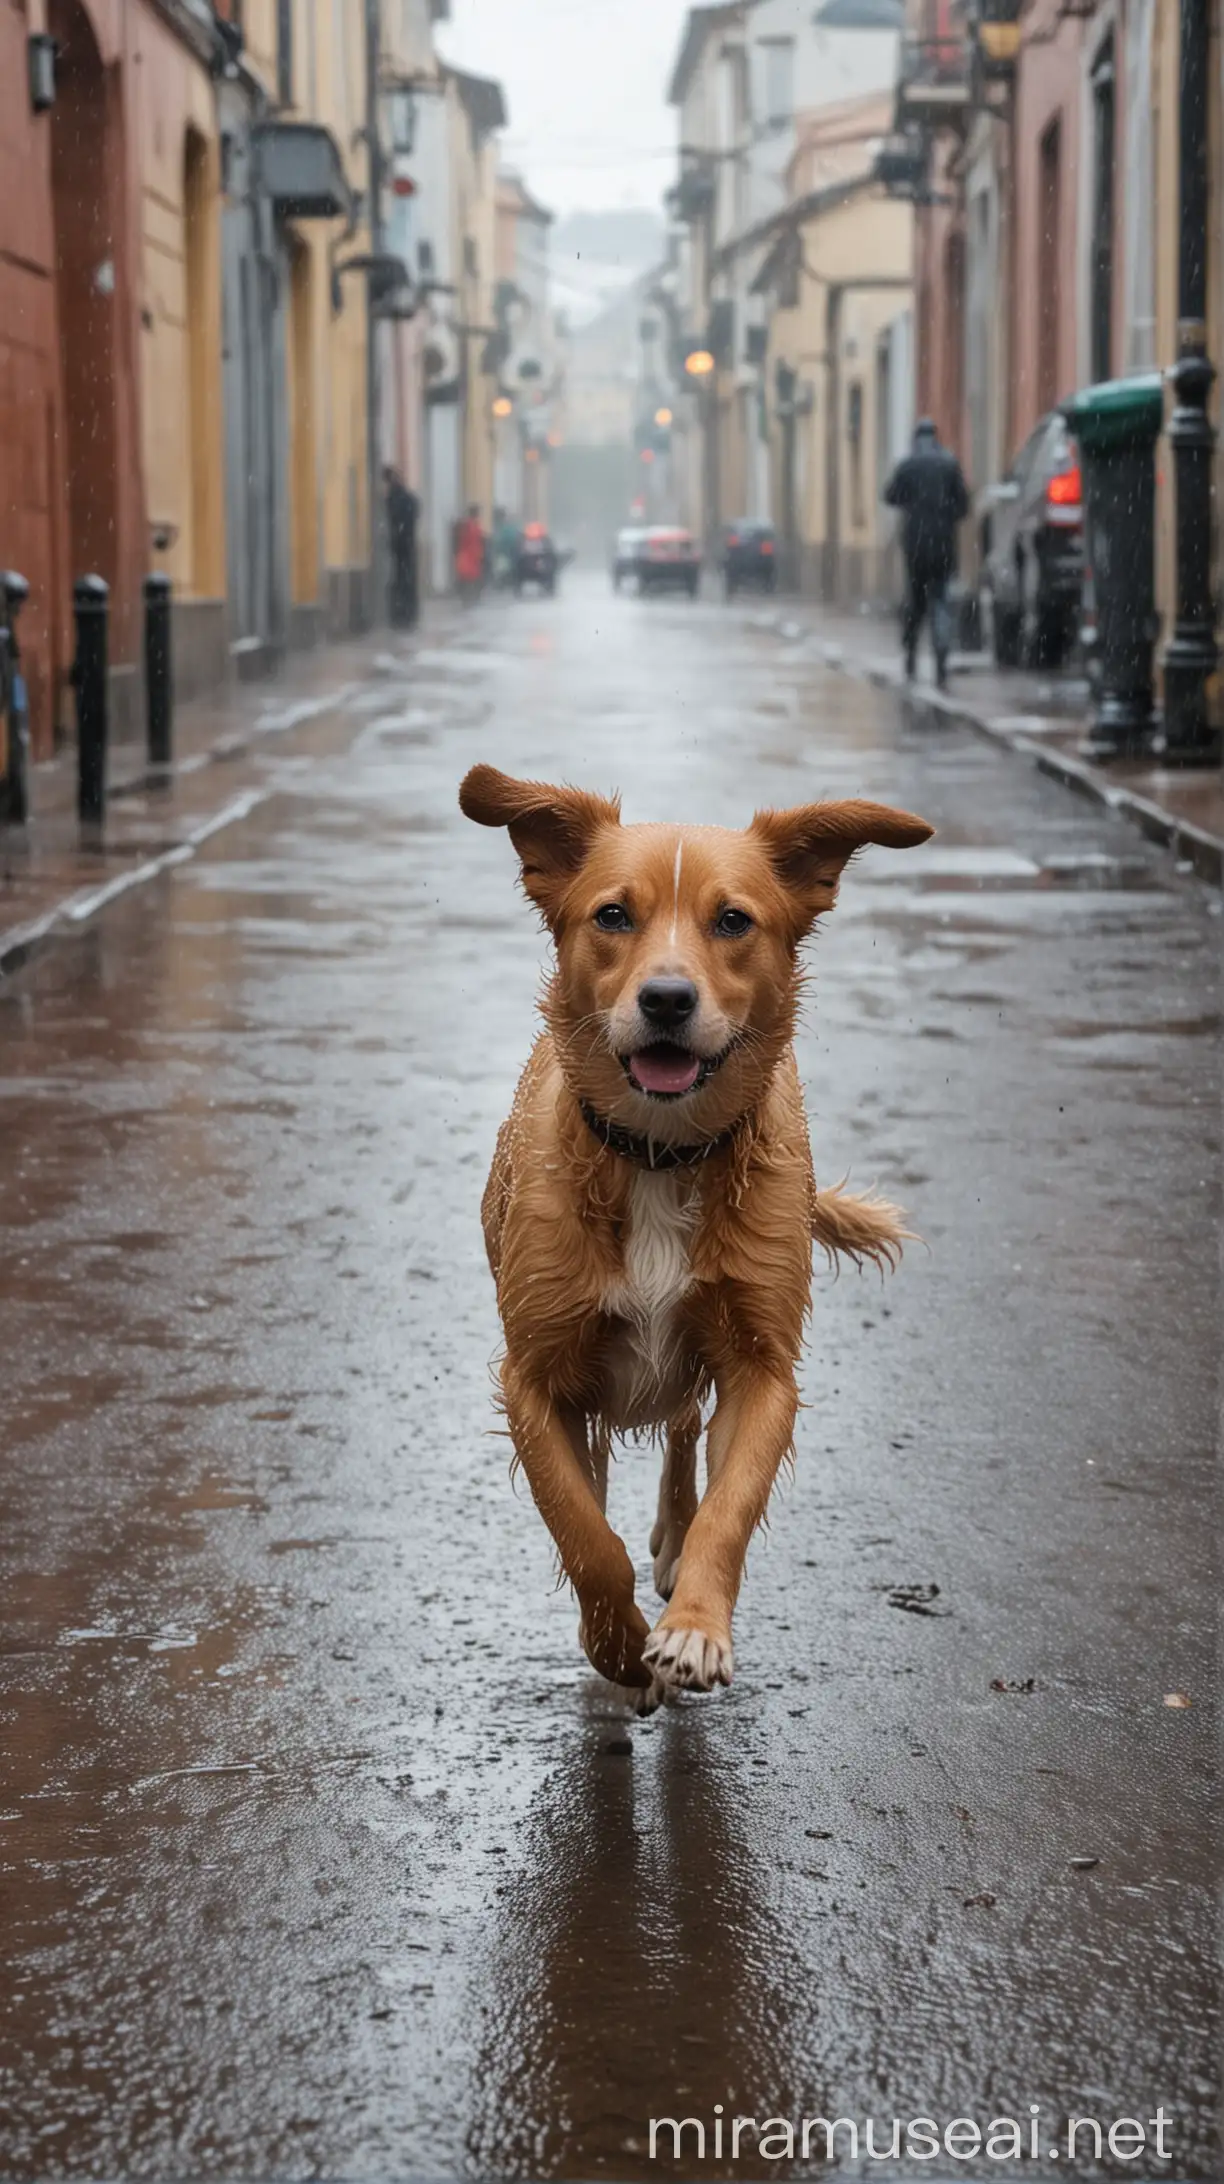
622 1043 729 1100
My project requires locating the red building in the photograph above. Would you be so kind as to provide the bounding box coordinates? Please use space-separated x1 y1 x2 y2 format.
1 0 147 758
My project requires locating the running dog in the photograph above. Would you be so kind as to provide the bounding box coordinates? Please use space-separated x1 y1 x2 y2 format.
459 764 933 1710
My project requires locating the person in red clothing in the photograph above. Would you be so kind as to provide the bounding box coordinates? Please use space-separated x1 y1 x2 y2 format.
454 504 486 603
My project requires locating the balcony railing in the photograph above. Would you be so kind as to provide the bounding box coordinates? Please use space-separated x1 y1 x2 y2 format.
668 164 716 225
896 31 971 121
874 131 931 197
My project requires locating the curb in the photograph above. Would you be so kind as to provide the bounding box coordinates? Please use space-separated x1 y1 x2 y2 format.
0 789 271 982
769 616 1223 888
0 678 367 983
914 683 1224 889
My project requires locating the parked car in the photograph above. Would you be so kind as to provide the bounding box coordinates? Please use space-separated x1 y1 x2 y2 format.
721 520 777 596
980 413 1083 668
611 527 648 591
514 522 559 596
637 527 701 597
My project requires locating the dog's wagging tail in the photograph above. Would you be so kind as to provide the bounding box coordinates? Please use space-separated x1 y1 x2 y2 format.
459 763 933 1709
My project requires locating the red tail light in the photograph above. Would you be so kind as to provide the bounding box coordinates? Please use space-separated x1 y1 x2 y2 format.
726 532 740 547
1047 465 1081 507
760 539 775 555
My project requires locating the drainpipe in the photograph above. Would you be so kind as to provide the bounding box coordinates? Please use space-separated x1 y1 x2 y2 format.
1161 0 1219 759
365 0 385 626
825 286 842 604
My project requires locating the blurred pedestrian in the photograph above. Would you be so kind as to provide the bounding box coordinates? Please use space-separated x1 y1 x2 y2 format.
491 505 521 591
884 420 969 689
455 504 486 604
383 466 420 630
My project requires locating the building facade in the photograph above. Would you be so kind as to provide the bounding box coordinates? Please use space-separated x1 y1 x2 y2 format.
890 0 1220 736
665 0 904 553
1 0 512 771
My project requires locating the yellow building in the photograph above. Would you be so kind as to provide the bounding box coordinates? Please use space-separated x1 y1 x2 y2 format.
134 0 227 696
749 105 913 602
252 0 373 637
448 67 504 523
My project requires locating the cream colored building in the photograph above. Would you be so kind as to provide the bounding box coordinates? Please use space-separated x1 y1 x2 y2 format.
449 67 504 525
750 113 913 601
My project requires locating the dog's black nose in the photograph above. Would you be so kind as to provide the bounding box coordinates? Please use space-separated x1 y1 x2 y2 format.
639 977 698 1026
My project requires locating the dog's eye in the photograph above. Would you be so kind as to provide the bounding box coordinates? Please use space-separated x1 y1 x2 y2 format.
714 906 753 938
593 903 633 933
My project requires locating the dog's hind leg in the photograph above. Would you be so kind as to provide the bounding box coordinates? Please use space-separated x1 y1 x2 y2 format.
650 1408 700 1599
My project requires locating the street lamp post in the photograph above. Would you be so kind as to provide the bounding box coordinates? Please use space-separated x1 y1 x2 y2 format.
684 349 718 556
1162 0 1220 760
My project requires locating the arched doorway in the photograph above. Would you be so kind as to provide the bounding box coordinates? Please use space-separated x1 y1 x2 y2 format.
48 0 120 597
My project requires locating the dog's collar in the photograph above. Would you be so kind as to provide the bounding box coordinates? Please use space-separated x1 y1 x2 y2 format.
579 1100 741 1172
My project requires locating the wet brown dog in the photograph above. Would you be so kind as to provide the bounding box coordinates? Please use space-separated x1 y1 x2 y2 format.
459 764 933 1710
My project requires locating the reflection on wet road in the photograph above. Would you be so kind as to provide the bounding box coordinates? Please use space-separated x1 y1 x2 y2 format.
0 581 1218 2178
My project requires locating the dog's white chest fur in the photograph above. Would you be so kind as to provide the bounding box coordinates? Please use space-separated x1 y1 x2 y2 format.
599 1172 697 1427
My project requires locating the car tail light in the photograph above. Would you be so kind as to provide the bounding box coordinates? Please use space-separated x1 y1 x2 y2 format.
760 539 774 555
1047 465 1081 507
726 532 740 548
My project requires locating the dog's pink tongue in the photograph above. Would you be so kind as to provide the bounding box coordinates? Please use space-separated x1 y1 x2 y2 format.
629 1047 701 1096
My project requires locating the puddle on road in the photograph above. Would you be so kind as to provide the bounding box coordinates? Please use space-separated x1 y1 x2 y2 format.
412 646 517 675
866 844 1163 891
1049 1014 1221 1040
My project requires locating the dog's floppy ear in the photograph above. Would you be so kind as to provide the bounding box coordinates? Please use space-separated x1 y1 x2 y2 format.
459 764 621 921
751 798 933 932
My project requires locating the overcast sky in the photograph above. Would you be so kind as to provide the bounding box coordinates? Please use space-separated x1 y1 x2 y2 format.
435 0 693 215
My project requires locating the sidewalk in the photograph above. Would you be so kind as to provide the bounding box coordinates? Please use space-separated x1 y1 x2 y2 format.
0 627 421 978
758 600 1224 885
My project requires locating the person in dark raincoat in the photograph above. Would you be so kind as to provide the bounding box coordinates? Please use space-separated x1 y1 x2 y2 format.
384 466 421 629
883 419 969 689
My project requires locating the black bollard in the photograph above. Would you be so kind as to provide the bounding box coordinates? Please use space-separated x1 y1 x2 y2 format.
0 606 10 813
73 574 110 826
2 571 31 825
144 571 173 766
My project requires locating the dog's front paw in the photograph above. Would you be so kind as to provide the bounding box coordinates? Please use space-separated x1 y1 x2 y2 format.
643 1620 734 1693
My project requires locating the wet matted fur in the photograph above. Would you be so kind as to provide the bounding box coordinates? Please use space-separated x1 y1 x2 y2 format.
460 764 933 1710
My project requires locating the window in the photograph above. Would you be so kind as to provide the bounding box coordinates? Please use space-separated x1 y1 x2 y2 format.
387 89 416 154
1090 39 1115 383
776 229 800 311
276 0 293 106
759 38 795 127
848 381 865 528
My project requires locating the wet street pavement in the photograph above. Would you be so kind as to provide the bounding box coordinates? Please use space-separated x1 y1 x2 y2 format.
0 578 1218 2181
